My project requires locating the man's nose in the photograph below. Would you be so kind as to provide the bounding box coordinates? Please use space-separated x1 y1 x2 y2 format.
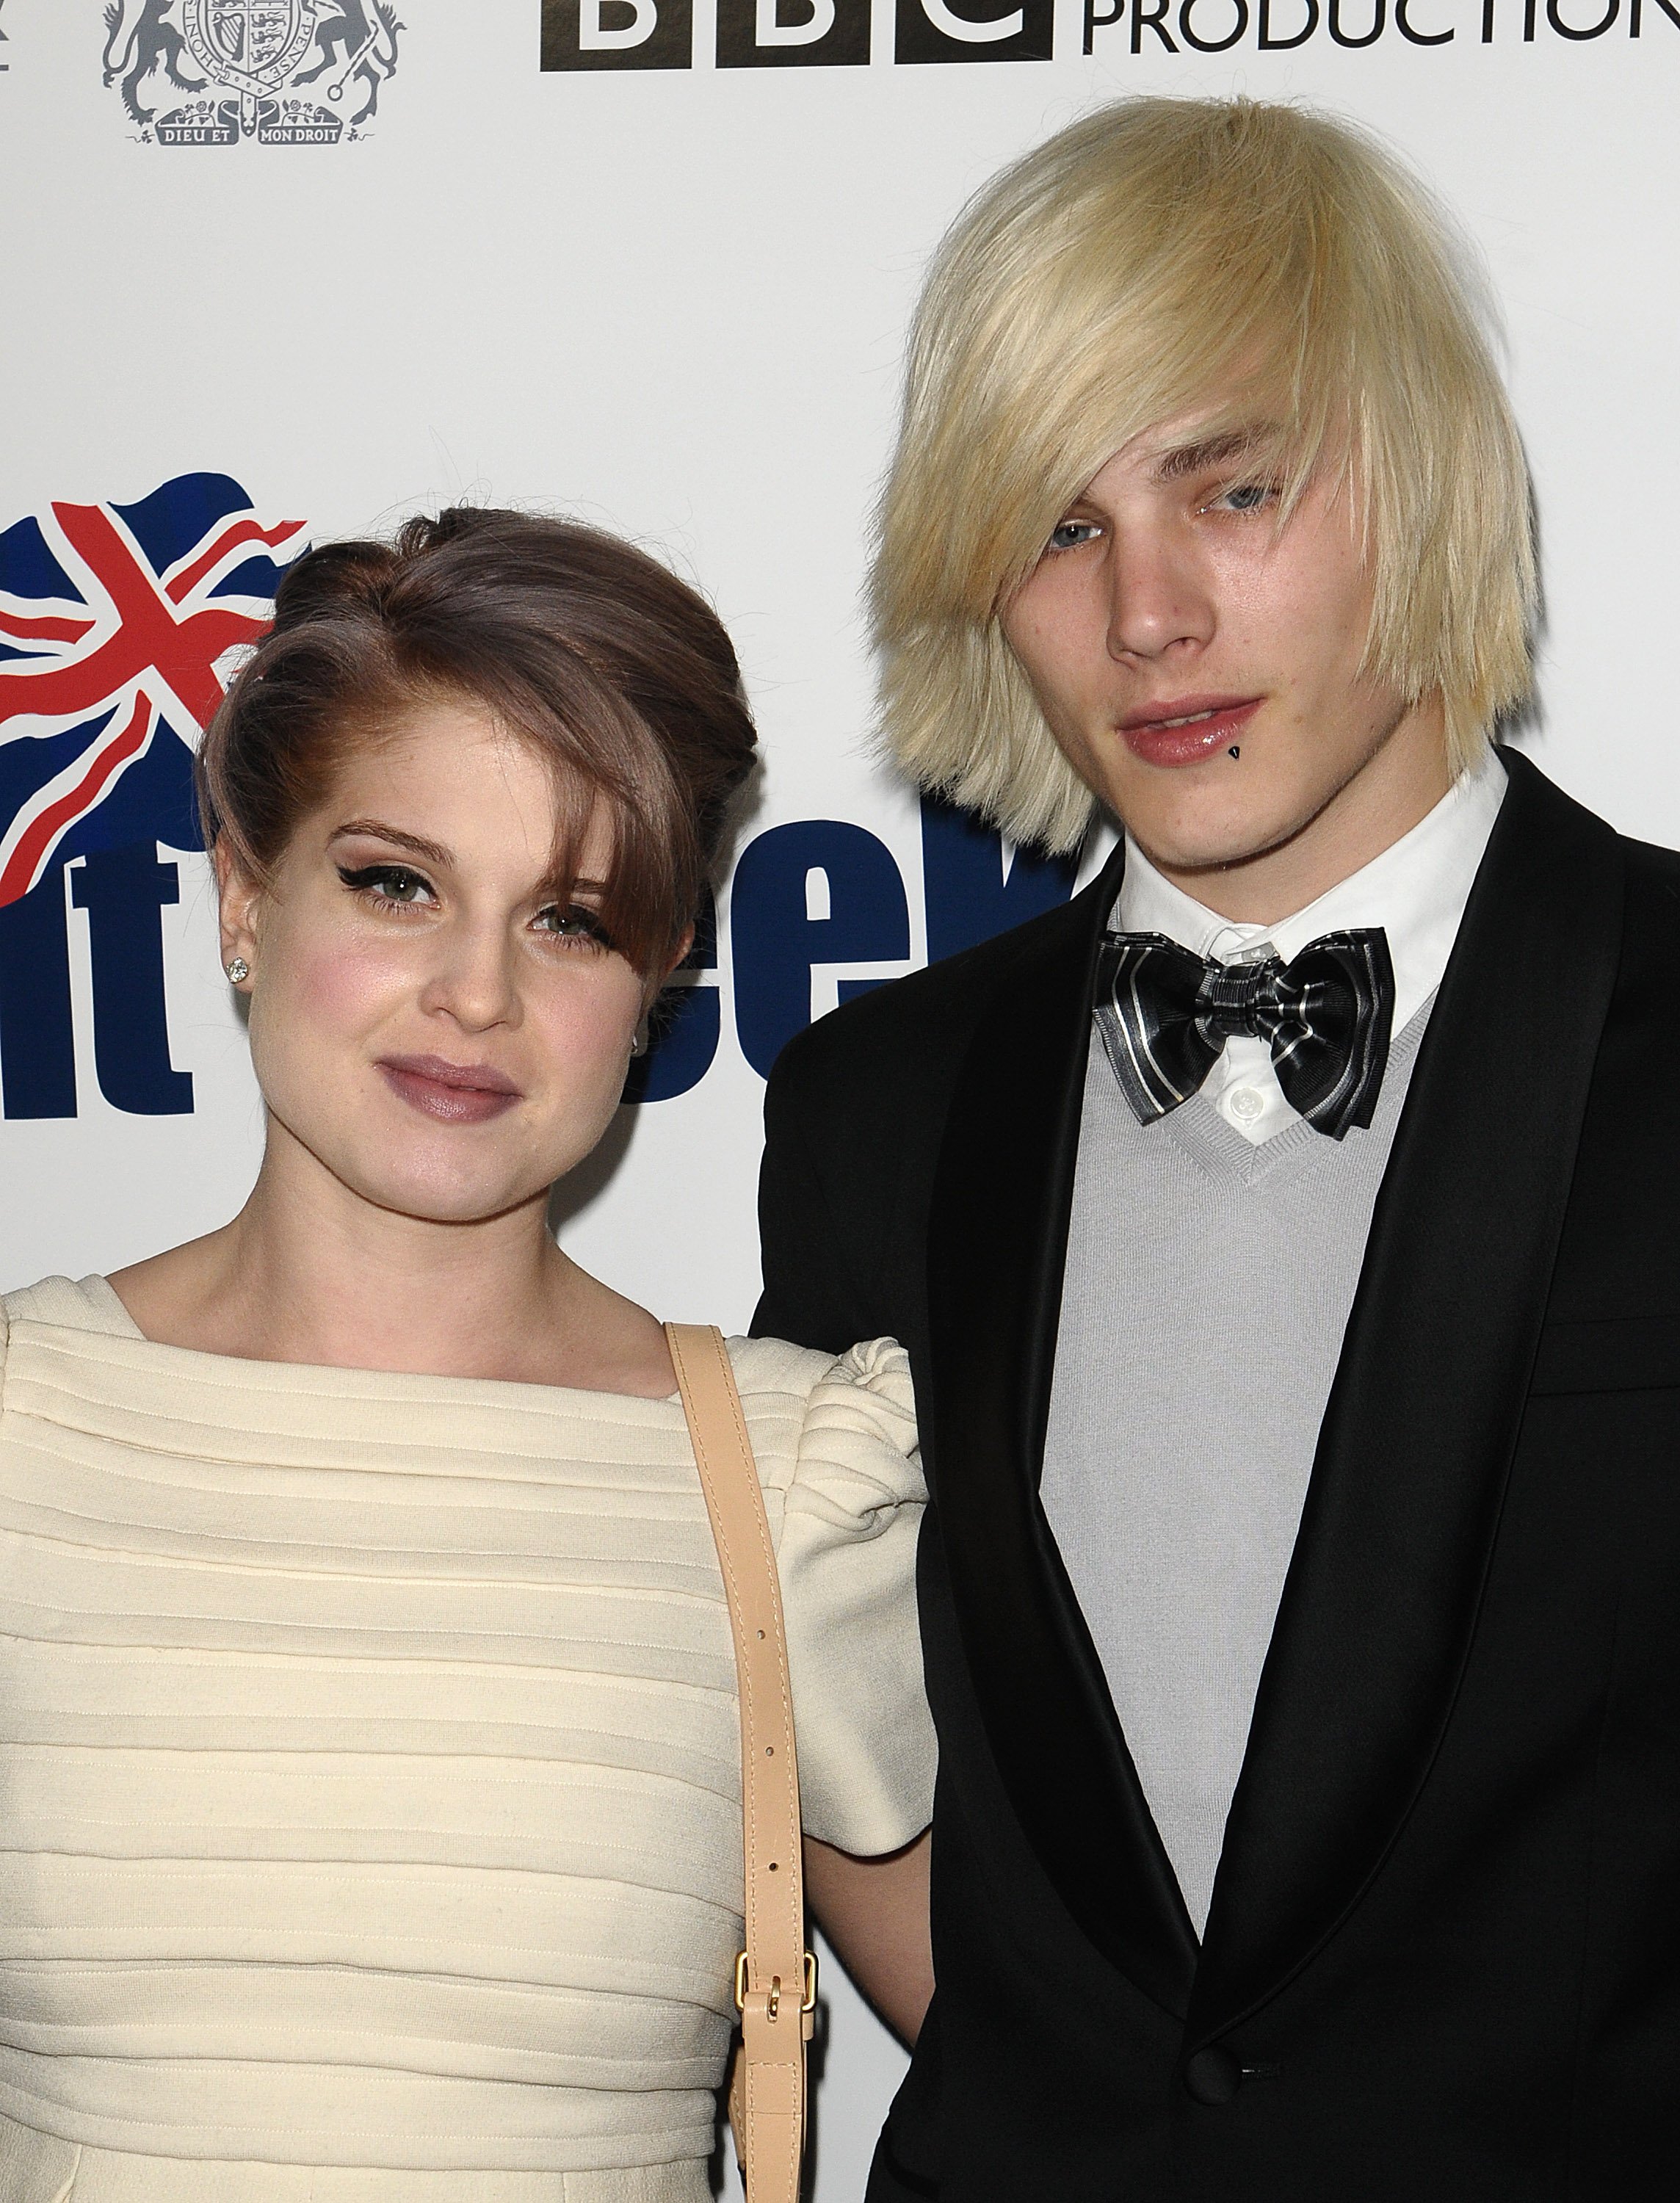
1105 528 1214 662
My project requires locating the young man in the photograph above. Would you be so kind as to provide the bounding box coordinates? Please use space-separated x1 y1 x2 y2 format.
757 98 1679 2198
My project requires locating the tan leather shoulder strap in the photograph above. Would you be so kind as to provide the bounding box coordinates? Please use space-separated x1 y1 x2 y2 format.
667 1323 813 2203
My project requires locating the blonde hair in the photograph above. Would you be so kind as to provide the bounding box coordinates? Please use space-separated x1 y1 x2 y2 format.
871 97 1536 853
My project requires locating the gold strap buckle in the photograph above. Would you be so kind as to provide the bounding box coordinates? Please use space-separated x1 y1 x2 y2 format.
734 1950 819 2019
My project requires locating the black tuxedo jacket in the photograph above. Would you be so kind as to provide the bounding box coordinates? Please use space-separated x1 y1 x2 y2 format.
751 752 1680 2199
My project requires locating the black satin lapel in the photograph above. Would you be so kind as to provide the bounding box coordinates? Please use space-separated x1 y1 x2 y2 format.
927 839 1199 2016
1191 750 1626 2039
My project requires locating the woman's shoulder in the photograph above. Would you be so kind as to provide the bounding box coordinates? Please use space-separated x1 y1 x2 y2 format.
725 1330 909 1403
725 1334 915 1449
1 1276 140 1403
725 1333 919 1508
2 1274 141 1337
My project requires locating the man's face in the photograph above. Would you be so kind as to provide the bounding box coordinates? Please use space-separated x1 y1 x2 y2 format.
1001 411 1449 914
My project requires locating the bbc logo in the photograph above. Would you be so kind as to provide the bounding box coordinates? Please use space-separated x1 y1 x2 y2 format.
540 0 1056 69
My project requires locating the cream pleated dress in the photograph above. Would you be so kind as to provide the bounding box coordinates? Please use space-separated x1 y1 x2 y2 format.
0 1276 935 2203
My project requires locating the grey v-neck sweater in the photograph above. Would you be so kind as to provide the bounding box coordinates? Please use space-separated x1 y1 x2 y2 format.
1038 1001 1431 1936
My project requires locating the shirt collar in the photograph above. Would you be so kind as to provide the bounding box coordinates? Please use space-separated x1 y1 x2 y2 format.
1115 748 1507 1034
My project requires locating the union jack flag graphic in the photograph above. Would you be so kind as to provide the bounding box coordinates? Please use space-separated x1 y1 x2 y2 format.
0 474 306 908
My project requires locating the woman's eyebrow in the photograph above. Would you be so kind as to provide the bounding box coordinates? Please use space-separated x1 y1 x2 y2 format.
329 820 453 867
537 875 610 899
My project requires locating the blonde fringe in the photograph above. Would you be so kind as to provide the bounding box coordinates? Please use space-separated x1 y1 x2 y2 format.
871 97 1537 853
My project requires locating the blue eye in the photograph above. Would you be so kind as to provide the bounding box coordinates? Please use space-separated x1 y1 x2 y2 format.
1217 482 1275 514
1048 518 1100 552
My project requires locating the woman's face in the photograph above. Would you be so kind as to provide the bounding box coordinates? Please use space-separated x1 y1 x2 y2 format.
220 702 651 1229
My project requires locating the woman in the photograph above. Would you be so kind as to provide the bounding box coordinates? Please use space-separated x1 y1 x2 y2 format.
0 510 933 2199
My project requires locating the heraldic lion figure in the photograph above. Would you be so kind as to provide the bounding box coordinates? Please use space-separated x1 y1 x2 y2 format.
102 1 206 127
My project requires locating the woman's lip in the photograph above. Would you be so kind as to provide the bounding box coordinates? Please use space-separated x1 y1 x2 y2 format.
377 1055 522 1124
1119 698 1262 767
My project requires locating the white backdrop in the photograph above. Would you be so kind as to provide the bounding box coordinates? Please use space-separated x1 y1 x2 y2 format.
1 3 1677 2193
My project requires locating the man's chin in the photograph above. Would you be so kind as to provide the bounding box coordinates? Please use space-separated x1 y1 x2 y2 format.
1095 759 1303 867
1125 811 1306 883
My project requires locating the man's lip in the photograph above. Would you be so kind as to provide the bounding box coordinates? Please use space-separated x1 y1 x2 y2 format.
1118 696 1263 769
377 1054 522 1097
1118 694 1264 734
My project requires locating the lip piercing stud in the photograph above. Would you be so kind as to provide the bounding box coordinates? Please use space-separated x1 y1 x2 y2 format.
225 958 250 983
1228 746 1241 759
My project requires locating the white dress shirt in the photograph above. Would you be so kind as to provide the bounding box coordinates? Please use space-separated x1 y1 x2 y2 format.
1115 751 1509 1144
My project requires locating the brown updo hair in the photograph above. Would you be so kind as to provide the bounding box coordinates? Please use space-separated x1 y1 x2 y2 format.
195 507 757 974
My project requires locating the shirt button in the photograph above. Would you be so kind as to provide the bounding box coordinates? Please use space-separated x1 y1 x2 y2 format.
1227 1085 1265 1124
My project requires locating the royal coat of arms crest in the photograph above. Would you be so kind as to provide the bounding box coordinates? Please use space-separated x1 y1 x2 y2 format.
101 0 404 145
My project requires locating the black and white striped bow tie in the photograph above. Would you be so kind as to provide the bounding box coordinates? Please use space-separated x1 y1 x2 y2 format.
1093 927 1396 1140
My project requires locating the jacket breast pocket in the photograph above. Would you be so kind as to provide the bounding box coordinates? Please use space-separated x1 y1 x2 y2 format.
1529 1314 1680 1396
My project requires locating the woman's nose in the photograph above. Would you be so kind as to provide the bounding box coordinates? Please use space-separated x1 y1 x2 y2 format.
417 922 522 1032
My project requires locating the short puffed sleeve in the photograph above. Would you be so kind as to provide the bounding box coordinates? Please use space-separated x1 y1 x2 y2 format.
762 1336 935 1856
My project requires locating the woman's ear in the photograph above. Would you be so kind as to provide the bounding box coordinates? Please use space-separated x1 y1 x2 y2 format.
663 925 696 983
214 842 262 990
642 924 695 1010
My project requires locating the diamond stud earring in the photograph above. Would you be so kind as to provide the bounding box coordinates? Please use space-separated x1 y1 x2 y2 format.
225 958 250 984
